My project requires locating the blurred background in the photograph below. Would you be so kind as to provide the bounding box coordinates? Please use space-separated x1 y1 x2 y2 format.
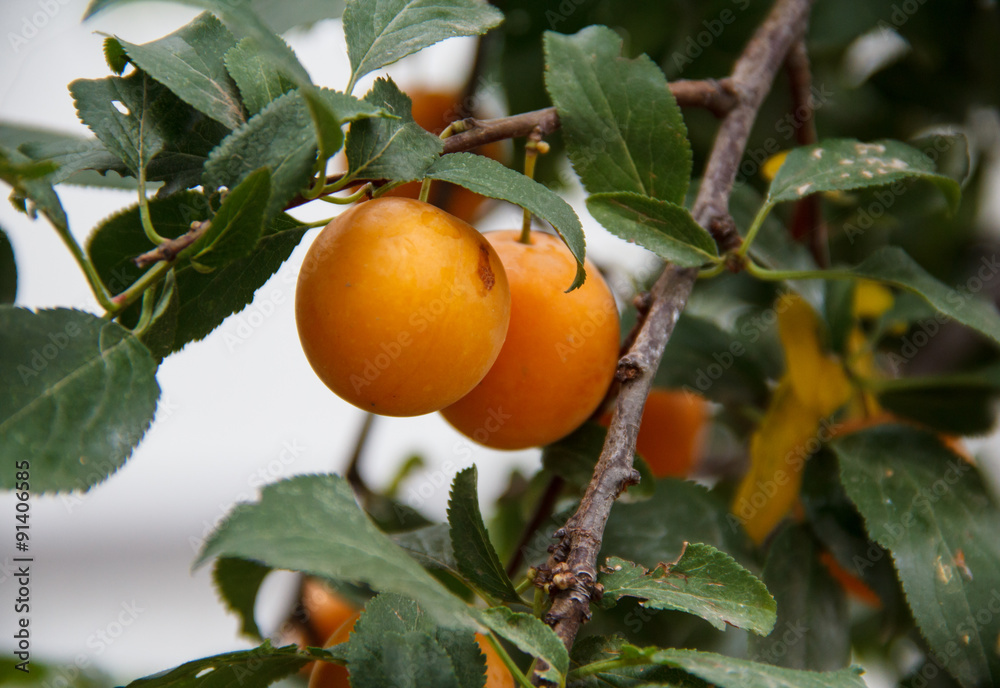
1 0 999 685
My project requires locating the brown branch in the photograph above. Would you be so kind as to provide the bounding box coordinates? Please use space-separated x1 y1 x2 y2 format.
282 79 737 216
133 220 211 268
504 475 565 578
784 38 829 266
345 412 377 501
442 78 737 155
530 0 815 680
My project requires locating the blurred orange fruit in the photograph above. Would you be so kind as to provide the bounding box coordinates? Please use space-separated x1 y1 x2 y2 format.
600 388 709 478
382 89 505 223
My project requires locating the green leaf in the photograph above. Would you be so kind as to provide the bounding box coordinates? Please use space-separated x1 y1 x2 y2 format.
123 641 332 688
730 182 823 311
779 247 1000 346
86 191 212 326
0 152 57 181
2 123 134 189
13 113 229 198
654 314 770 407
541 422 654 503
138 270 180 362
0 147 68 231
190 167 271 271
171 212 308 350
0 307 159 493
845 247 1000 345
103 36 129 74
748 524 849 670
599 545 776 636
303 88 344 168
213 557 271 640
614 646 867 688
544 25 692 204
86 195 308 352
602 479 757 570
197 474 476 630
204 88 383 218
19 137 133 189
833 425 1000 688
84 0 312 86
115 13 244 130
343 0 503 92
247 0 346 34
202 90 315 218
344 593 484 688
363 491 434 533
479 606 569 685
799 450 912 638
586 192 717 267
570 636 709 687
0 227 15 304
767 139 960 212
1 657 114 687
393 523 458 573
870 363 1000 436
69 71 174 176
344 78 442 185
424 153 587 290
446 467 522 604
224 36 297 116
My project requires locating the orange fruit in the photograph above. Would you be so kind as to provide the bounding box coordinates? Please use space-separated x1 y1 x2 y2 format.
381 89 504 223
309 620 514 687
476 634 516 688
441 230 619 449
601 388 708 478
308 612 361 688
296 197 511 416
819 551 882 608
301 578 356 646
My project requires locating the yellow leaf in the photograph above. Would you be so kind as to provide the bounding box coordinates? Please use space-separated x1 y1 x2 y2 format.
761 151 788 182
853 280 894 319
777 294 851 415
731 378 825 543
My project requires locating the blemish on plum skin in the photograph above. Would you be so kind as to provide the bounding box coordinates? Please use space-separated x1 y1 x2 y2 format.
477 243 495 291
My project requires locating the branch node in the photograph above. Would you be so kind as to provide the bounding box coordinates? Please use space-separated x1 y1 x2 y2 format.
709 214 742 254
615 357 642 382
133 220 210 269
624 468 642 488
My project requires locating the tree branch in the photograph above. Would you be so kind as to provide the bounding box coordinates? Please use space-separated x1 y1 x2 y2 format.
784 38 828 266
133 220 211 268
442 78 737 155
531 0 815 679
